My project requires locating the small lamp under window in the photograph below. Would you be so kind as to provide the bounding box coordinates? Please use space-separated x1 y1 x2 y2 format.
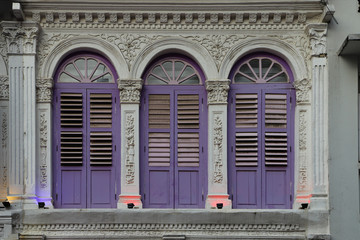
38 202 45 208
127 203 135 209
216 203 223 209
2 201 11 208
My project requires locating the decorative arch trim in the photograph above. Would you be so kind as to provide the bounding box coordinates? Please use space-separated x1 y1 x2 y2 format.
131 37 218 80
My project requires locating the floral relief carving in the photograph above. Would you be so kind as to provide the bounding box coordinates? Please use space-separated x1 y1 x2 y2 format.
308 25 327 56
293 78 311 104
2 24 39 54
276 34 310 62
0 76 9 100
205 79 230 105
183 35 254 69
2 112 8 191
299 110 307 151
213 116 223 184
298 110 308 191
0 35 8 68
125 114 135 185
39 113 48 189
36 78 53 103
118 79 143 104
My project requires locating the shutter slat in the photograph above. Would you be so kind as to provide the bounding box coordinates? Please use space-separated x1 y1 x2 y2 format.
235 132 258 167
61 131 83 165
235 93 258 128
60 93 83 128
177 132 199 167
265 93 287 128
90 93 112 128
265 132 288 166
177 94 199 129
148 132 170 166
149 95 170 129
90 131 112 166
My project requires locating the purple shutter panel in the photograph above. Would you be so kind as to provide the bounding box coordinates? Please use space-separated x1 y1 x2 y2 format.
141 86 207 208
54 88 120 208
55 89 87 208
262 89 293 209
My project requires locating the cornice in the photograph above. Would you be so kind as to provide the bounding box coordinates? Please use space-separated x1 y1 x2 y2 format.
20 1 324 12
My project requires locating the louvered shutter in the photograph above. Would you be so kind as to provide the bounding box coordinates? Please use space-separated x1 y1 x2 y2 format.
262 90 291 209
56 90 87 208
175 91 204 208
231 91 261 208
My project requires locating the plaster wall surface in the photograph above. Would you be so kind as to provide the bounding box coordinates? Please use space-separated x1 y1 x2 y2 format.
327 0 360 239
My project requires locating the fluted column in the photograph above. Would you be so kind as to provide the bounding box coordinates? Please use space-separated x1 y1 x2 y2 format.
205 79 232 209
0 75 9 201
307 24 329 210
35 78 53 208
117 79 143 209
2 22 39 209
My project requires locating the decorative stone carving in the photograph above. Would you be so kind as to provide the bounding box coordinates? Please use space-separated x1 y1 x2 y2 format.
198 13 206 23
36 78 53 103
2 24 39 54
46 13 54 23
135 14 143 23
85 13 93 23
277 34 310 63
286 13 294 23
32 12 41 22
148 13 156 23
1 112 7 149
98 13 105 23
125 114 135 185
59 13 67 22
173 14 181 23
123 13 131 23
299 110 307 151
184 35 254 69
261 13 269 23
273 13 282 23
39 113 48 189
206 79 230 105
298 13 307 23
298 110 308 191
213 116 223 184
110 13 118 23
223 13 231 23
293 78 311 104
118 79 142 104
235 13 243 23
72 12 80 22
210 14 218 23
0 76 9 100
160 13 168 23
249 13 257 23
0 35 8 67
185 13 193 23
307 24 327 56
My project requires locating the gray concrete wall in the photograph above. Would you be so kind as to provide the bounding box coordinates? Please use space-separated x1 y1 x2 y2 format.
328 0 360 239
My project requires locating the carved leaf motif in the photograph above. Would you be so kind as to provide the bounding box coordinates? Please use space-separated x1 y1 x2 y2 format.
125 114 135 184
213 116 223 184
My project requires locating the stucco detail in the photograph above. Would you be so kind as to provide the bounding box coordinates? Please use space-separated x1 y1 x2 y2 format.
2 24 39 54
125 114 135 185
0 76 9 100
307 24 327 56
39 113 48 189
205 79 230 105
36 78 53 103
213 116 223 184
1 111 7 193
293 78 312 104
118 79 142 104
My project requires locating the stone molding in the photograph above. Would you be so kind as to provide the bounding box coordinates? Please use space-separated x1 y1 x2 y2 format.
32 12 309 29
307 24 327 56
0 76 9 100
118 79 142 104
125 113 135 185
205 79 230 105
36 78 53 103
39 113 48 189
1 22 39 54
293 78 311 104
213 115 224 184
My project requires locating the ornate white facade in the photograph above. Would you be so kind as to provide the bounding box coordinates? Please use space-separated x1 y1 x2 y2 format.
0 1 331 239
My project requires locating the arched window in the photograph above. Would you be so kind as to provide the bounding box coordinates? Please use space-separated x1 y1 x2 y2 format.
140 55 207 208
228 53 295 209
53 53 120 208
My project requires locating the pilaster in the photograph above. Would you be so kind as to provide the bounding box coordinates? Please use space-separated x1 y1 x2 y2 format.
117 79 143 209
0 76 9 201
35 78 53 208
2 21 39 209
307 24 329 210
205 79 231 209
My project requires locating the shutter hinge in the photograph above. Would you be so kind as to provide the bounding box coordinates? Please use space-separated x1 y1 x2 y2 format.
202 146 204 153
56 194 58 201
144 193 146 200
115 194 117 200
144 146 146 152
202 189 204 202
290 146 292 152
56 145 58 151
115 145 116 151
231 146 233 152
115 97 116 103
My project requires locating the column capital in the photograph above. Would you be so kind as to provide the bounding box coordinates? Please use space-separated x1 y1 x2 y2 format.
0 75 9 100
306 23 327 57
293 78 312 104
205 79 230 105
36 78 53 103
1 21 39 55
117 79 143 104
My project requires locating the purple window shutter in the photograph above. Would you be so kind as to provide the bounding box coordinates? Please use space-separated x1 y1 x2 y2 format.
141 86 207 209
228 53 295 209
